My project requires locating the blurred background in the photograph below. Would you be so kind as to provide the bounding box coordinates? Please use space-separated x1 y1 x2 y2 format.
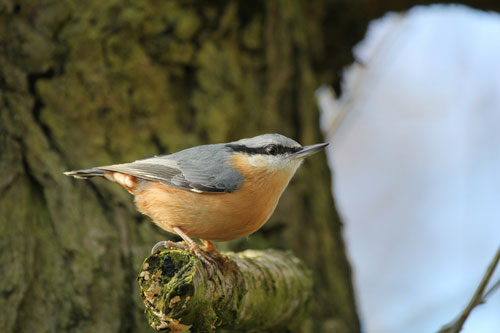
318 4 500 332
1 1 499 332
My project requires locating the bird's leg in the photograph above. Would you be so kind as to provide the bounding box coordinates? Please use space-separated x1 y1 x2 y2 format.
172 226 202 251
172 227 222 274
201 239 216 253
201 239 232 266
150 232 215 255
150 240 189 255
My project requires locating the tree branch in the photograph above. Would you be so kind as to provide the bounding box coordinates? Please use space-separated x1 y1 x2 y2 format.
138 248 313 332
483 278 500 300
438 245 500 333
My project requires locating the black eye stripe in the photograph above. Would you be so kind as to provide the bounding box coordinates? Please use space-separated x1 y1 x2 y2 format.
226 144 302 155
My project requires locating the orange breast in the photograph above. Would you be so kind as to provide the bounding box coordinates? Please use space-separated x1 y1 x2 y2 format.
133 154 296 241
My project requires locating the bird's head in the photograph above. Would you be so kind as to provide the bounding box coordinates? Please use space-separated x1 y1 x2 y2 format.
226 133 328 173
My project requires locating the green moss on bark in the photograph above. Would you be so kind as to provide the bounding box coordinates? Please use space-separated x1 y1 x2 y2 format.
139 249 312 332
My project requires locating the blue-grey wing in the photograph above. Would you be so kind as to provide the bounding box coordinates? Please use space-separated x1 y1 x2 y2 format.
95 144 244 193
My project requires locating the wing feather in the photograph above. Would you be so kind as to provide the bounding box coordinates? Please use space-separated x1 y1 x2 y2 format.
96 144 244 193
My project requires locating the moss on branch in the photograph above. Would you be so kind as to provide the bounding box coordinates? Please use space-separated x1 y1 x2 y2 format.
138 248 312 332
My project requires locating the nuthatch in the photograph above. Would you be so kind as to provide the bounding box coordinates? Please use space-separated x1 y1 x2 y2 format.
65 134 327 263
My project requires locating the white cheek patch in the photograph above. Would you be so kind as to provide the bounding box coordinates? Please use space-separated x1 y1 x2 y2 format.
247 155 302 172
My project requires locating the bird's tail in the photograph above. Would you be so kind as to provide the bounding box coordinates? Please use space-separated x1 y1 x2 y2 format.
64 168 105 179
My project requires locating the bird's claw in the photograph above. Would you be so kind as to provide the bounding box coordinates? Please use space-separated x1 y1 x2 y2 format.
151 240 224 277
150 240 189 255
189 245 224 277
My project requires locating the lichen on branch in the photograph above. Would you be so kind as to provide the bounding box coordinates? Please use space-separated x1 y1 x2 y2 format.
138 248 313 332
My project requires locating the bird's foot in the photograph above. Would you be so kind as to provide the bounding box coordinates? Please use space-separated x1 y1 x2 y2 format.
150 239 224 277
201 239 231 264
188 244 224 277
150 240 189 255
201 239 217 253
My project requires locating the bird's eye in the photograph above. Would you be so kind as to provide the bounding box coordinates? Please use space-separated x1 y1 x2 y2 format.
265 144 279 155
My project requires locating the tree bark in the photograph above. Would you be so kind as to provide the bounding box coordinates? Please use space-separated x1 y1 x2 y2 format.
0 1 359 331
139 248 312 332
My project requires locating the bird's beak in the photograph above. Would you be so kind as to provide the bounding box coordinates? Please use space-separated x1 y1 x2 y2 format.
293 143 329 159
